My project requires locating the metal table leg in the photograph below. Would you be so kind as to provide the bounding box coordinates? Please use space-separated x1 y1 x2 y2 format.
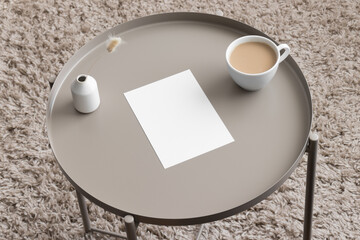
76 190 130 239
76 190 91 234
195 224 205 240
303 133 318 240
125 215 138 240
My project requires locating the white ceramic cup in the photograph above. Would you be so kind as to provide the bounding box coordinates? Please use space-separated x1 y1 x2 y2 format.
226 35 290 91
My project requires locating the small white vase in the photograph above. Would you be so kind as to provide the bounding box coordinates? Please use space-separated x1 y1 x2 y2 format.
71 74 100 113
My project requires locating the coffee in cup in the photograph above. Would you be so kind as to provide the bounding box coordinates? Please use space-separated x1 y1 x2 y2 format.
226 35 290 91
230 42 277 74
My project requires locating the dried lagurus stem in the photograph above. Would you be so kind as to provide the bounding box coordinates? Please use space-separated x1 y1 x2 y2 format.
107 36 122 53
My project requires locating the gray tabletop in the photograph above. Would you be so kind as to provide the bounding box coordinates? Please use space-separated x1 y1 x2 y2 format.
47 13 312 225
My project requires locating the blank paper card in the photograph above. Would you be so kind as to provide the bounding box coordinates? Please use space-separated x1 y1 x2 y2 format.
124 70 234 169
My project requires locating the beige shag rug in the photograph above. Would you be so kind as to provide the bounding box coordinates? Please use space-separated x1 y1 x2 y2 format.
0 0 359 239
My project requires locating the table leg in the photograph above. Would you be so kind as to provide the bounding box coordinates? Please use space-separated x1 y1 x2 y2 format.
76 190 92 233
195 224 205 240
303 133 318 240
76 190 128 239
125 215 138 240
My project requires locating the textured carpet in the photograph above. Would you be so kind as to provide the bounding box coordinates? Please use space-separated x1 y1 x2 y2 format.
0 0 359 239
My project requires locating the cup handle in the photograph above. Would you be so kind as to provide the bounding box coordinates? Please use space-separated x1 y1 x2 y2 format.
277 44 290 63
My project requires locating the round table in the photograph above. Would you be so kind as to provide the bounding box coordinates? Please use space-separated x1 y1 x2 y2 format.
47 13 315 239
